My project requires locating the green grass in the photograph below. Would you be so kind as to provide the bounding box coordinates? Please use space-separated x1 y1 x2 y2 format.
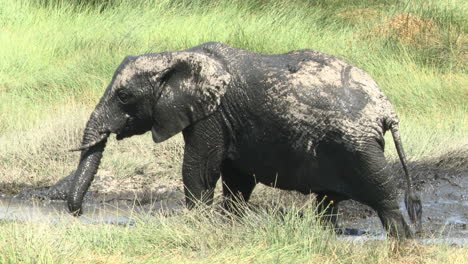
0 203 466 264
0 0 467 262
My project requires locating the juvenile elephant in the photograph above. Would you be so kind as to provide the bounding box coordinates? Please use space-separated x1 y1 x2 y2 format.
68 42 422 238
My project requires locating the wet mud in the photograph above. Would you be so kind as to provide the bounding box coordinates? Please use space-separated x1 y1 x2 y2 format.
1 150 467 245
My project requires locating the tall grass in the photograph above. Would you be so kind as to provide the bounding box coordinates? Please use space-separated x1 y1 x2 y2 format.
1 0 465 108
0 203 466 263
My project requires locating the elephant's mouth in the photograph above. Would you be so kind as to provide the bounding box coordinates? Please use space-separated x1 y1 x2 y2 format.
114 115 135 141
115 119 152 141
115 133 126 140
116 131 132 140
115 125 134 140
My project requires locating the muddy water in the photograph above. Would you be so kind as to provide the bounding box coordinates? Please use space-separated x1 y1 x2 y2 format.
0 195 466 246
1 156 467 245
0 198 137 225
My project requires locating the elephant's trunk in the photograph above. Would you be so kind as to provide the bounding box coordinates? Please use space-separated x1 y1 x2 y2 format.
67 114 108 216
69 132 108 152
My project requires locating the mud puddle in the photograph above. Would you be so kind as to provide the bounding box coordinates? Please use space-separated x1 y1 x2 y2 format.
0 198 137 225
338 235 468 246
0 197 185 226
1 152 467 245
0 195 466 246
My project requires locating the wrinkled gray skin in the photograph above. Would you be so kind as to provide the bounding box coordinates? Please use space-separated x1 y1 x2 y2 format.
68 42 422 239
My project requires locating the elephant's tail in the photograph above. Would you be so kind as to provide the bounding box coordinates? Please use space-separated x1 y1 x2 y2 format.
389 121 422 231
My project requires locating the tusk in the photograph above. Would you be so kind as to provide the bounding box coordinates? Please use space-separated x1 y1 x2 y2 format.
69 132 109 152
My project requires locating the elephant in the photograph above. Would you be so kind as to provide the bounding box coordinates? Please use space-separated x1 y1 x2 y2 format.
67 42 422 238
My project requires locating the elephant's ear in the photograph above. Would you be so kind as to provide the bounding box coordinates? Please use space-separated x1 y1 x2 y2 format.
151 52 231 142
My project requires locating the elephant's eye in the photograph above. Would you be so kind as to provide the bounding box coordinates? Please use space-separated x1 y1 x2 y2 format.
117 90 132 104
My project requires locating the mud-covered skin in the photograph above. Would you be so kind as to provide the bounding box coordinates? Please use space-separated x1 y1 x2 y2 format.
66 42 420 238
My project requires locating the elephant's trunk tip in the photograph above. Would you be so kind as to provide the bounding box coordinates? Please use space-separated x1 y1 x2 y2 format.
69 207 83 217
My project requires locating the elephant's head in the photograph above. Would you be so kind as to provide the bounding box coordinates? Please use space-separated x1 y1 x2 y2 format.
68 51 231 215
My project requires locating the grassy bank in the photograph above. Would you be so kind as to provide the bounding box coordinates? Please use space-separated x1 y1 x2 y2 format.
0 0 467 262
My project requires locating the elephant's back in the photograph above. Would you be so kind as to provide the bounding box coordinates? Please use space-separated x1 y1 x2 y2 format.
196 43 398 141
259 50 397 146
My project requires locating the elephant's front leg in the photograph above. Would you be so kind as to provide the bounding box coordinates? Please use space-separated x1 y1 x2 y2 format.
181 122 226 209
221 159 256 213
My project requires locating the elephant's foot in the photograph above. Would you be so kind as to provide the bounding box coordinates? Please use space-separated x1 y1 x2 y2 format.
378 208 414 239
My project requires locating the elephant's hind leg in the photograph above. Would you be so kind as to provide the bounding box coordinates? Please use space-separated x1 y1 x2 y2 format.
344 140 413 239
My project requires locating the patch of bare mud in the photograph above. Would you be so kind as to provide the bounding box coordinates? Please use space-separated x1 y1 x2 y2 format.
87 171 184 204
12 169 184 206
